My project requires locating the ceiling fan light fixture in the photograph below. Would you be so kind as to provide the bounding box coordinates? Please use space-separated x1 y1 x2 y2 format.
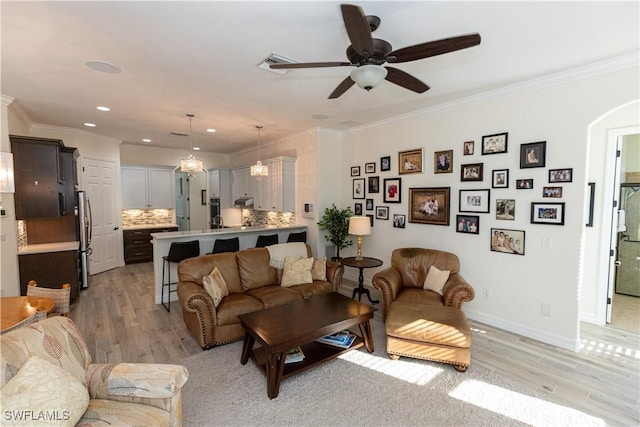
350 65 387 91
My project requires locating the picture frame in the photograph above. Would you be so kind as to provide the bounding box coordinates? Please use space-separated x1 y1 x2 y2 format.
366 214 374 227
520 141 546 169
408 187 451 226
350 166 360 177
492 169 509 188
531 202 565 225
434 149 453 174
354 203 362 216
365 162 376 174
398 148 423 174
367 176 380 193
491 228 525 255
352 178 365 199
463 141 474 156
516 179 534 189
380 156 391 172
392 214 406 229
461 163 483 182
586 182 595 227
482 132 508 155
542 186 563 198
496 199 515 220
365 198 374 211
456 215 479 234
459 189 491 213
383 178 402 203
375 206 389 220
549 168 573 183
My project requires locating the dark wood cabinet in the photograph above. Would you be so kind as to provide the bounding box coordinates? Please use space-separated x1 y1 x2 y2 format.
18 250 79 302
124 227 178 264
60 147 79 217
10 135 64 219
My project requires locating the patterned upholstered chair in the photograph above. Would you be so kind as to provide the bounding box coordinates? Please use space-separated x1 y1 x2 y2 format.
0 317 189 426
26 280 71 317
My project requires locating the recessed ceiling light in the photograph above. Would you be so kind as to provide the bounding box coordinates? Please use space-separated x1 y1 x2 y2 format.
96 105 110 112
193 147 201 151
85 60 121 74
142 138 151 143
206 128 216 133
83 122 96 127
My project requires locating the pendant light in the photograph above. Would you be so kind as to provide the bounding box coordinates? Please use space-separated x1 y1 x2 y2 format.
250 125 268 177
180 113 203 173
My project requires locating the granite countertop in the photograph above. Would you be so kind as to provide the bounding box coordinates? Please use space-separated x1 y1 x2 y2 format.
150 224 307 240
122 224 179 230
18 241 80 255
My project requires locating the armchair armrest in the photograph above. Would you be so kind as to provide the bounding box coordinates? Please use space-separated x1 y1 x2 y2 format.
325 260 344 292
177 281 218 349
442 273 475 308
372 267 402 320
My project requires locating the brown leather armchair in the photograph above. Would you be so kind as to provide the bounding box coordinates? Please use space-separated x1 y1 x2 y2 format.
372 248 475 371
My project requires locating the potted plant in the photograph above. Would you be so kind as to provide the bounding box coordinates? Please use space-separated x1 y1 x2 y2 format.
317 204 353 260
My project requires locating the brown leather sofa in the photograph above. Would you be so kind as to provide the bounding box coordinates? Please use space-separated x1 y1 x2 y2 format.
372 248 475 371
177 245 344 349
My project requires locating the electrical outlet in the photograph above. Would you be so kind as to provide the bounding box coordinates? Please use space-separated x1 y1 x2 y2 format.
540 303 551 317
482 288 490 299
541 237 552 249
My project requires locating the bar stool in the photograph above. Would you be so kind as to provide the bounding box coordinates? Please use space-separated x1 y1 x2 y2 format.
162 240 200 312
286 231 307 243
255 234 278 248
209 237 240 254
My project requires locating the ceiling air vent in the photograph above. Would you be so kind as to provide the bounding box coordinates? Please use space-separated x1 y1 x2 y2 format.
258 52 298 75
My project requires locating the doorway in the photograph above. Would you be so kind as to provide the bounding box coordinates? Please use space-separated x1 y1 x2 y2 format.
174 170 208 231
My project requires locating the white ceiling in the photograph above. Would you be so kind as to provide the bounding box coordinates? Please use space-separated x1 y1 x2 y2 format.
2 1 638 154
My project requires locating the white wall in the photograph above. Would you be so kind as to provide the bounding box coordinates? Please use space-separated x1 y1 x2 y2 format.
338 65 639 351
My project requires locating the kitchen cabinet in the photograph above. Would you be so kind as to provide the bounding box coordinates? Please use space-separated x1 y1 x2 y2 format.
124 226 178 264
122 166 175 209
10 135 64 219
209 168 232 209
231 167 252 202
60 147 79 216
253 157 295 212
18 250 79 302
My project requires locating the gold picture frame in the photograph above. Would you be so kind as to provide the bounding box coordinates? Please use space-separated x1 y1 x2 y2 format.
398 148 423 174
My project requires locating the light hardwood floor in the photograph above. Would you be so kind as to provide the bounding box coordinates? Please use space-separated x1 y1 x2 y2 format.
70 262 639 426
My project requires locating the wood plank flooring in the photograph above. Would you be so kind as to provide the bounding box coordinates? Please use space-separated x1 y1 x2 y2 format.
70 262 639 426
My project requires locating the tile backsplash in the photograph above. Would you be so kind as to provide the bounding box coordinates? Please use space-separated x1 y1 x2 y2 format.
241 209 296 227
122 209 175 227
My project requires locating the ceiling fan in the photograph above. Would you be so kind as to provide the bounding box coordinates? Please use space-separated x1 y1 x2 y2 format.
271 4 481 99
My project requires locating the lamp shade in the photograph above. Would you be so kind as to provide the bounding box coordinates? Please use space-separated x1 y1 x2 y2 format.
350 65 388 91
348 216 371 236
0 152 15 193
180 154 203 173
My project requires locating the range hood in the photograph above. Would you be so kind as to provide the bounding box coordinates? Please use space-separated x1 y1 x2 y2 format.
233 197 253 207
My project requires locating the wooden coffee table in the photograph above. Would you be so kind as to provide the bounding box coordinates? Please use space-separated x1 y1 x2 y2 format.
238 292 375 399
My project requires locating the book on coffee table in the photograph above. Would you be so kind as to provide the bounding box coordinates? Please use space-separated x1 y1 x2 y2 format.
285 346 305 364
315 331 356 349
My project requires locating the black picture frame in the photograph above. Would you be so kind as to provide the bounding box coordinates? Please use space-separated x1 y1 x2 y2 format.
461 163 484 182
456 215 480 234
366 214 374 227
352 178 365 199
368 176 380 193
516 179 534 189
380 156 391 172
496 199 515 220
492 169 509 188
365 198 374 211
365 162 376 173
383 178 402 203
531 202 565 225
354 203 363 215
350 166 360 177
520 141 546 169
482 132 508 155
491 228 525 255
586 182 595 227
542 186 563 198
375 206 389 220
549 168 573 183
459 189 491 213
393 214 406 228
463 141 474 155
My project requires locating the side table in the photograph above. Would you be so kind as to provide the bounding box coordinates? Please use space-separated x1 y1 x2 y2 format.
340 257 383 304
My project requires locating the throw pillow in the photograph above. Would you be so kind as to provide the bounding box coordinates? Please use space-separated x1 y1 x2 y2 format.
0 355 89 427
281 256 314 287
202 266 229 307
423 265 450 295
311 257 327 281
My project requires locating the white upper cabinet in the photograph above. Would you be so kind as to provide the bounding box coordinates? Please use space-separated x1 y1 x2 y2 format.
252 157 295 212
122 166 175 209
209 168 232 208
231 166 252 201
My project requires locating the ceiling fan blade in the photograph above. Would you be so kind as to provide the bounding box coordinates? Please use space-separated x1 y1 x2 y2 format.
388 34 481 63
384 67 430 93
270 61 352 69
341 4 374 56
328 76 355 99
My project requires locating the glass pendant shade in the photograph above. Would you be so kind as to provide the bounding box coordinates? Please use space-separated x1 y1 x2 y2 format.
180 154 203 173
250 160 268 177
350 65 388 90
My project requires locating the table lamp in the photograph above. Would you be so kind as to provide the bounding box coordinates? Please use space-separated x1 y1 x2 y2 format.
348 216 371 261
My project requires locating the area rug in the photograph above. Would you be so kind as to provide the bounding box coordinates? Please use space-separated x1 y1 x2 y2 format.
180 319 604 427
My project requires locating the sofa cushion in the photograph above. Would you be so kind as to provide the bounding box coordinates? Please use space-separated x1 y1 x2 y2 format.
216 293 264 326
0 355 89 426
178 252 243 294
203 266 229 307
391 248 460 289
245 285 302 308
281 256 314 287
311 258 327 281
423 265 450 295
291 280 334 299
237 248 278 290
386 302 472 349
78 399 170 426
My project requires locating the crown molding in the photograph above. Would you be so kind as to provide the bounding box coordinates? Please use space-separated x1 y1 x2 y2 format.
3 97 32 130
30 123 122 145
1 94 15 106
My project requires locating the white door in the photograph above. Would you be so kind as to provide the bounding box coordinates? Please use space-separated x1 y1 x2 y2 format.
84 158 120 274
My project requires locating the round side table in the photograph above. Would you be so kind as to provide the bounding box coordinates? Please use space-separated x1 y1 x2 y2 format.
340 257 383 304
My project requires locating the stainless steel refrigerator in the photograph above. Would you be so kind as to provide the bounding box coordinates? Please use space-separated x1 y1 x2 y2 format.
76 190 92 289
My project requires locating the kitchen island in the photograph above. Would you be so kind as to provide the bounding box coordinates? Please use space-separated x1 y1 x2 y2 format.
150 225 308 305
